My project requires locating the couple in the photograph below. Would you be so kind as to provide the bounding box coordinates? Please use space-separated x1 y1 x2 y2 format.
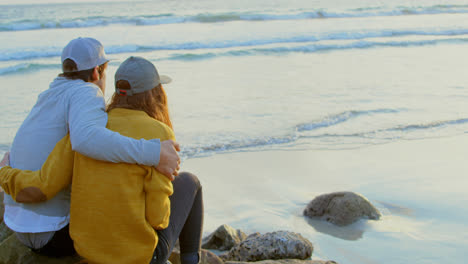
0 37 203 264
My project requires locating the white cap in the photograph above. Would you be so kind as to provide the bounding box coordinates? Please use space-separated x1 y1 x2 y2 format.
61 37 109 72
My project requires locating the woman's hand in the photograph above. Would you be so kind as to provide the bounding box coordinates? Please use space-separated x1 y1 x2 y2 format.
0 152 9 167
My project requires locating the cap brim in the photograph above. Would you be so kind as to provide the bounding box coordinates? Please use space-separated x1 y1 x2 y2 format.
99 57 111 65
160 75 172 84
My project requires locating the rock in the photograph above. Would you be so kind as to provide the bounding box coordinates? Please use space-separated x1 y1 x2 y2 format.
1 191 4 222
200 249 225 264
0 200 80 264
220 231 313 262
0 222 13 244
202 224 247 251
225 259 337 264
0 234 31 264
303 192 381 226
0 193 13 244
0 191 78 264
169 248 224 264
0 233 80 264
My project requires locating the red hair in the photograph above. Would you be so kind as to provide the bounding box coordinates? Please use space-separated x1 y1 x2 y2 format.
107 81 172 129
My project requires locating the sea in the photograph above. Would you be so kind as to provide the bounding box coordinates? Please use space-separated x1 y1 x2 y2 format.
1 0 468 263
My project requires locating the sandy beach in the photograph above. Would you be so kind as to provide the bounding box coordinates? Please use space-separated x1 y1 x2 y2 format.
183 134 468 263
2 134 467 263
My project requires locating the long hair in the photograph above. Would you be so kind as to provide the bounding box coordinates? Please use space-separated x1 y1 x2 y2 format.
107 80 173 129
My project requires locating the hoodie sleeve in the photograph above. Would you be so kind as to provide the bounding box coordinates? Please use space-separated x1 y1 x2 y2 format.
143 124 175 229
0 135 74 203
67 83 161 166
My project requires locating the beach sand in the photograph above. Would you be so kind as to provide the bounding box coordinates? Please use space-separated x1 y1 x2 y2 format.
1 134 467 263
183 134 468 262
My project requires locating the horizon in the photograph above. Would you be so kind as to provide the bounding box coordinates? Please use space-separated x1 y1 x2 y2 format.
0 0 131 5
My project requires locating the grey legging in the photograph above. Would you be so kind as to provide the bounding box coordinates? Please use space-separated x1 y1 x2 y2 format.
150 171 204 264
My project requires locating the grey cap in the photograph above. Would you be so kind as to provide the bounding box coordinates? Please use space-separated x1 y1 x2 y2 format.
61 37 109 71
115 56 171 96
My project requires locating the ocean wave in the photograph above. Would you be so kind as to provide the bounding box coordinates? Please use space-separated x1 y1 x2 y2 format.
157 37 468 61
0 107 466 158
0 143 10 153
0 14 182 32
2 4 468 32
387 118 468 132
180 135 298 158
301 118 468 140
0 49 61 62
2 27 468 63
260 37 468 54
2 36 467 75
0 63 60 76
296 109 401 132
179 111 468 159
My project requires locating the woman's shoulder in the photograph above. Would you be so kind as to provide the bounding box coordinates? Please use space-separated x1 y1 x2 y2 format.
107 108 174 140
145 118 174 140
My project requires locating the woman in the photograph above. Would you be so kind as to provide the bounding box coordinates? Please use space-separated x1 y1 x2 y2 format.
0 56 203 264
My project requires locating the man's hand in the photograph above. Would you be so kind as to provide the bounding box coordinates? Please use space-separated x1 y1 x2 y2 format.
156 140 180 181
0 152 10 167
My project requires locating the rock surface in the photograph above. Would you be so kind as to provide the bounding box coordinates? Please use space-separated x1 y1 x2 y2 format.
225 259 337 264
1 192 332 264
0 193 13 244
170 248 224 264
221 231 313 262
0 193 79 264
0 232 79 264
0 221 13 246
202 224 247 251
0 192 4 221
303 192 381 226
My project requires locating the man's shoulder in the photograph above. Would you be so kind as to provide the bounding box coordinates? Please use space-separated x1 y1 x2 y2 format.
50 77 101 95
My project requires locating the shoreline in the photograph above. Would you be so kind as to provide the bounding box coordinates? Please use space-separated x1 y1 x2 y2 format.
182 134 468 262
1 134 468 262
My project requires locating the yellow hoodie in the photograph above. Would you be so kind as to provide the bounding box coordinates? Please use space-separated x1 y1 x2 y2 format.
0 108 174 264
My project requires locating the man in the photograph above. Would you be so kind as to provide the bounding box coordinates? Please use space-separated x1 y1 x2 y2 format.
0 37 180 257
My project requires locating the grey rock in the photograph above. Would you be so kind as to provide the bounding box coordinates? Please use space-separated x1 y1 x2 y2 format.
303 192 381 226
0 234 32 264
202 224 247 251
169 248 224 264
0 234 80 264
0 194 79 264
221 231 313 262
1 191 4 222
200 249 225 264
0 221 13 244
0 193 13 244
225 259 337 264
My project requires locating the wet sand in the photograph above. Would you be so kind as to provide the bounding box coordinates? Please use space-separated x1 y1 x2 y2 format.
182 134 468 263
